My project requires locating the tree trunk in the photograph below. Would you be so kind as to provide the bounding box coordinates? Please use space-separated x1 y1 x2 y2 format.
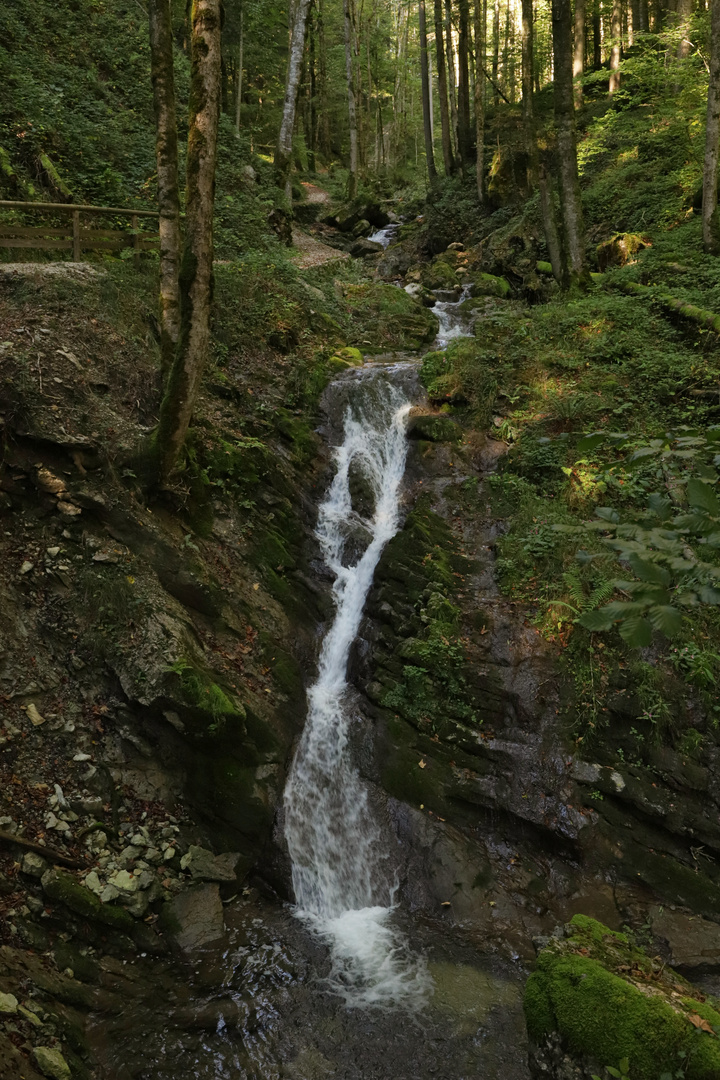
457 0 472 162
308 3 317 172
592 0 602 66
148 0 182 379
474 0 486 197
275 0 313 197
676 0 693 59
234 5 244 134
318 0 331 159
552 0 587 288
628 0 639 43
609 0 622 93
538 163 564 282
343 0 359 197
573 0 585 106
419 0 438 181
703 0 720 253
639 0 649 31
492 0 501 106
153 0 222 485
445 0 460 161
435 0 457 174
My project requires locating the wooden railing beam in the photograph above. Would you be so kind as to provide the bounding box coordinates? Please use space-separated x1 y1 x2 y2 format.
0 200 160 217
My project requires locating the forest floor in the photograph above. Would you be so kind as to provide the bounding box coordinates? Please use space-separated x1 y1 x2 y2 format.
290 225 349 269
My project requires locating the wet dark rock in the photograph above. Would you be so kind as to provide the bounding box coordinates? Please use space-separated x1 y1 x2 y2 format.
161 884 224 952
406 414 463 443
349 237 383 258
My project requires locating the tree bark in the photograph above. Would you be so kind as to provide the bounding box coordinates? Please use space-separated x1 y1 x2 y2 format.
573 0 585 107
639 0 649 32
445 0 461 161
474 0 486 197
435 0 457 174
628 0 639 43
419 0 438 181
592 0 602 67
148 0 182 379
275 0 313 197
552 0 587 288
343 0 359 197
234 5 244 134
457 0 472 162
609 0 622 93
153 0 222 485
675 0 693 59
492 0 501 106
703 0 720 253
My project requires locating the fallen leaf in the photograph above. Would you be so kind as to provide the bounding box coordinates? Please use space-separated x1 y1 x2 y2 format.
418 759 426 769
687 1013 715 1034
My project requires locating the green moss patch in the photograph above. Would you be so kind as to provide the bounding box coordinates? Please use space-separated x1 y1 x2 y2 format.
525 915 720 1080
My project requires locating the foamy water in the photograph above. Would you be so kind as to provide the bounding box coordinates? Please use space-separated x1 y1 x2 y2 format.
283 372 430 1008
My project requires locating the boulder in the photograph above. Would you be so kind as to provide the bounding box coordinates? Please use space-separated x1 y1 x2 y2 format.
406 413 463 443
41 868 136 932
0 992 18 1013
525 915 720 1080
468 272 511 299
596 231 651 271
32 1048 71 1080
651 908 720 970
376 240 417 280
404 283 436 307
421 260 459 291
21 851 47 879
352 218 372 238
180 845 242 882
350 237 383 258
161 883 224 952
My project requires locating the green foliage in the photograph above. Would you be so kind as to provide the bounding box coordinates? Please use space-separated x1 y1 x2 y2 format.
167 658 241 730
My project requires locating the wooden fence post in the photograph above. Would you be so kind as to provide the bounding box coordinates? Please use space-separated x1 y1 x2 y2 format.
72 210 81 261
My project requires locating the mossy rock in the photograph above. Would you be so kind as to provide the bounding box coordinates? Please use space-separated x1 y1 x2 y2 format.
328 346 364 371
525 915 720 1080
41 869 136 934
407 414 463 443
421 260 459 291
468 272 511 299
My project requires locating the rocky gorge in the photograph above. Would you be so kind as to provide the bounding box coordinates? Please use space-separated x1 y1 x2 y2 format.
2 205 720 1079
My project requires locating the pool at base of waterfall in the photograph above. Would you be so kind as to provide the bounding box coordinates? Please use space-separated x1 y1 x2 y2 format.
87 893 530 1080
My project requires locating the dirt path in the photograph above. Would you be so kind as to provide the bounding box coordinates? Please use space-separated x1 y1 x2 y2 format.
291 227 348 270
301 181 331 204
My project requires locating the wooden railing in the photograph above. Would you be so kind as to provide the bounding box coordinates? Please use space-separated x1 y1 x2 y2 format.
0 200 160 263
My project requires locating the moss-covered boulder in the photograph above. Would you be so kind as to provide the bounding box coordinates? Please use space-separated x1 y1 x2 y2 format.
41 869 136 934
328 346 364 371
467 272 511 299
421 260 459 291
406 413 463 443
525 915 720 1080
344 282 439 349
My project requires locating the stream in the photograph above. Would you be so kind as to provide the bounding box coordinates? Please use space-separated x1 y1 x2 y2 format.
88 343 532 1079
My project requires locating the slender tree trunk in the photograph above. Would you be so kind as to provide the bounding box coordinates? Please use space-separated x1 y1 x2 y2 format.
474 0 486 197
343 0 359 197
318 0 331 158
435 0 457 174
308 3 317 172
428 29 435 144
492 0 501 105
676 0 693 59
275 0 313 197
609 0 622 92
148 0 182 379
639 0 649 31
628 0 639 43
234 5 244 134
419 0 438 180
153 0 222 484
703 0 720 253
552 0 586 287
592 0 602 66
573 0 585 106
538 163 564 281
457 0 472 162
445 0 460 160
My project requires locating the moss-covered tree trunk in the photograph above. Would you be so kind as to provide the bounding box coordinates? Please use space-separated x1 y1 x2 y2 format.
435 0 457 176
343 0 359 197
592 0 601 67
703 0 720 254
153 0 222 485
445 0 461 163
148 0 182 379
457 0 472 164
573 0 585 106
419 0 437 182
275 0 312 198
551 0 587 289
473 0 486 197
609 0 622 93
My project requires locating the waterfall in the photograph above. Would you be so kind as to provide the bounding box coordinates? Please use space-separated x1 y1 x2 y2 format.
283 369 430 1008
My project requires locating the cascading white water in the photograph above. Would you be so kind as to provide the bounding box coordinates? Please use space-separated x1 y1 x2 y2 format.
284 370 430 1008
433 284 474 348
368 222 400 248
